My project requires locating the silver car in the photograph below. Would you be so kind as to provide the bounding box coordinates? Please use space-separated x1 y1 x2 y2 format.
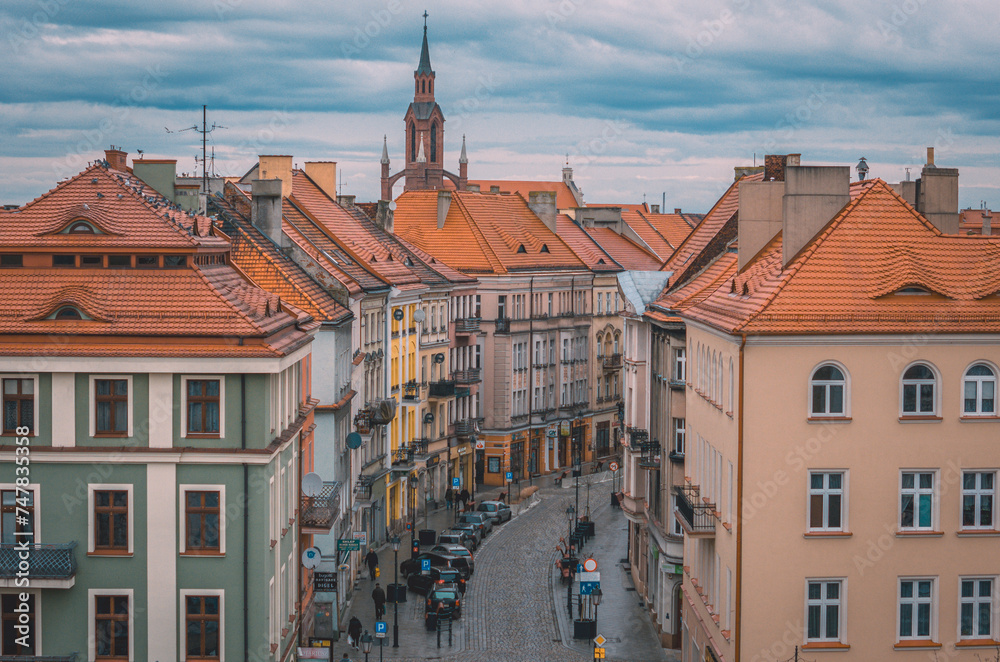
458 511 494 536
476 500 512 524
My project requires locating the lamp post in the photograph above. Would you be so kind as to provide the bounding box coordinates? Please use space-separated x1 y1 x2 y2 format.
390 535 400 648
361 630 373 662
592 586 603 628
566 505 575 618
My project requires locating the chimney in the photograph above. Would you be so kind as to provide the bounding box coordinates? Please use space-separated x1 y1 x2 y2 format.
337 195 356 208
983 210 993 235
251 179 287 249
104 147 128 171
916 149 959 234
782 165 850 267
764 154 789 182
649 204 660 214
437 190 452 229
891 180 918 207
304 161 337 199
376 199 394 233
674 208 682 214
738 178 785 270
528 191 558 233
258 155 293 199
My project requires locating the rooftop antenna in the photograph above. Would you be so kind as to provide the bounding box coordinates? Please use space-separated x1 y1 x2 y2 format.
166 105 226 207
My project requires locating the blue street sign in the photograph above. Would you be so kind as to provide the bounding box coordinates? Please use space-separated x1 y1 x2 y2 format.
506 471 513 481
421 559 431 572
452 477 460 488
375 621 387 634
580 581 599 595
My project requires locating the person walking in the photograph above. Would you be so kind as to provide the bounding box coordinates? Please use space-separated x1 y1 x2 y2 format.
444 487 454 509
347 615 362 650
372 582 386 620
459 488 470 511
341 653 353 662
364 548 379 581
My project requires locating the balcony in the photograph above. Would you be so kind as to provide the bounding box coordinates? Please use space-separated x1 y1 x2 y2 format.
300 481 342 535
0 542 77 589
455 386 471 399
0 655 79 662
452 368 481 385
674 485 716 536
637 438 661 470
428 380 456 399
602 353 623 371
669 378 686 390
453 419 477 438
400 380 420 406
495 317 511 334
353 405 373 434
455 318 481 335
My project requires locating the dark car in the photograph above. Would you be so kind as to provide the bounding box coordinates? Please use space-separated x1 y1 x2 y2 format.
401 552 471 580
426 585 462 619
437 530 475 551
449 523 482 548
458 511 493 536
407 566 466 595
477 500 512 524
430 544 475 573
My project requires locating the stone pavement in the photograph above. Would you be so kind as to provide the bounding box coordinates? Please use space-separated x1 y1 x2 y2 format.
325 470 679 662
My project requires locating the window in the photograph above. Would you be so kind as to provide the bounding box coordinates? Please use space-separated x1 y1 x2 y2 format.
93 593 130 660
184 594 222 660
69 221 96 233
2 377 34 434
900 472 935 530
672 495 684 536
674 348 686 382
806 580 843 642
811 364 846 416
1 488 34 544
2 593 35 655
94 378 128 436
959 577 995 640
164 255 186 268
963 364 996 416
497 295 506 319
136 255 157 268
898 578 935 640
94 490 129 552
184 378 222 436
430 122 438 162
809 472 844 531
81 255 102 267
53 254 75 267
183 489 222 554
902 363 937 416
108 255 130 267
962 471 995 530
54 306 83 320
0 254 23 268
673 418 686 455
488 456 500 473
596 293 603 315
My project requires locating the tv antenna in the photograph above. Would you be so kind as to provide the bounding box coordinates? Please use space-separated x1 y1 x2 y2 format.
166 105 226 202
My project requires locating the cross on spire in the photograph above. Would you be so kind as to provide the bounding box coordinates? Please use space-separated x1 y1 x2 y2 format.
423 10 428 29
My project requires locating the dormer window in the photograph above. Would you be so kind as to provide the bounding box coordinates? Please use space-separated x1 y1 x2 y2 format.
541 245 550 253
163 255 186 268
68 221 96 234
53 255 76 268
517 245 526 254
897 287 930 295
54 307 83 320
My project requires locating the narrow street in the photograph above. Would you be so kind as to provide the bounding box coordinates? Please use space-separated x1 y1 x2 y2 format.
327 473 677 662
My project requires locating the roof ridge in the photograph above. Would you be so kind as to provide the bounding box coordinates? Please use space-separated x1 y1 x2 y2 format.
190 264 270 335
576 220 625 270
452 193 507 274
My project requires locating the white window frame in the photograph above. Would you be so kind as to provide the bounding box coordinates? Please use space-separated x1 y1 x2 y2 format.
900 361 939 417
269 577 277 647
672 495 684 536
178 588 225 662
897 577 937 642
808 471 847 532
958 576 997 641
805 578 845 644
178 484 226 555
180 375 226 438
87 483 134 555
88 374 133 437
1 482 41 543
962 361 998 417
673 418 686 455
287 457 295 523
900 470 937 531
809 362 849 418
961 470 996 530
269 476 277 544
88 587 135 662
674 348 686 382
0 373 40 436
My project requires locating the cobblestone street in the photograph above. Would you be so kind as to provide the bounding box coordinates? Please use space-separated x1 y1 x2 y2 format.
327 473 679 662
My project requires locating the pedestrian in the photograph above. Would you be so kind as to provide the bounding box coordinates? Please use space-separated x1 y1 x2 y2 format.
459 488 470 510
372 582 386 620
444 487 454 509
341 653 353 662
365 548 379 580
347 615 362 650
498 490 506 504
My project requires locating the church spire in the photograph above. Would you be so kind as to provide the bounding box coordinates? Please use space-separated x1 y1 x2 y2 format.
459 135 468 164
381 135 390 165
416 11 433 75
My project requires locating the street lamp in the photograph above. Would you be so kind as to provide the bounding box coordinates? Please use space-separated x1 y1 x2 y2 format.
592 586 603 627
360 630 373 662
390 535 401 648
566 505 576 618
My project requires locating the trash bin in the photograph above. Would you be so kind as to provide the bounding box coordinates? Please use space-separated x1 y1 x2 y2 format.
386 583 407 603
418 529 436 546
573 619 597 639
425 611 438 631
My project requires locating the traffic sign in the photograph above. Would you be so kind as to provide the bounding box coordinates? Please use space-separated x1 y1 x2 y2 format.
375 621 387 638
580 581 599 595
583 558 598 572
594 634 607 646
452 477 460 488
505 471 513 482
421 559 431 572
594 646 606 659
579 571 600 583
337 538 361 552
609 461 619 472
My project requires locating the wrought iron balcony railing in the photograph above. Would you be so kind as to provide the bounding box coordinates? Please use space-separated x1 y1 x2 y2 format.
428 380 456 398
455 386 471 398
494 317 511 334
674 485 716 534
453 419 477 437
300 481 341 533
452 368 481 384
455 318 481 334
401 380 420 403
602 353 623 370
0 542 77 579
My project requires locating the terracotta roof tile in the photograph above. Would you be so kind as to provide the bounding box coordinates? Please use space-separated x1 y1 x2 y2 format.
468 179 581 210
555 215 623 272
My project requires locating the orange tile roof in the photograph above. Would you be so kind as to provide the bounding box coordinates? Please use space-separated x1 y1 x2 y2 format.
393 190 588 275
646 212 702 249
959 208 1000 236
467 180 581 210
554 215 622 272
656 179 1000 334
582 226 661 270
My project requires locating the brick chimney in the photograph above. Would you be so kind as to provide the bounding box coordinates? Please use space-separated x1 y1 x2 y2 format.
251 179 287 249
304 161 337 199
337 195 356 208
437 190 452 229
105 147 128 171
528 191 557 233
916 147 959 234
258 155 293 199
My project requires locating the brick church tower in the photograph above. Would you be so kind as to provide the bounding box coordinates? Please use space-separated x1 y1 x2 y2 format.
381 15 468 201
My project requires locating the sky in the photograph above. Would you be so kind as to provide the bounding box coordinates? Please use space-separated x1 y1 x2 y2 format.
2 0 999 213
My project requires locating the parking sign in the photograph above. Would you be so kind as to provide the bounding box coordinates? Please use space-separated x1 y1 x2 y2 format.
452 477 460 488
505 471 513 482
375 621 387 638
421 559 431 572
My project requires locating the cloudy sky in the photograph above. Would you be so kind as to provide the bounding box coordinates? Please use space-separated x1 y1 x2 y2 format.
2 0 998 213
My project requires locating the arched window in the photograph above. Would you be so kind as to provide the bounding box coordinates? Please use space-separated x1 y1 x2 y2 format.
810 364 846 416
596 333 604 357
902 363 937 416
710 351 716 401
613 333 620 355
52 306 84 320
421 80 426 94
430 122 438 163
963 363 996 415
69 221 96 234
728 358 734 413
718 355 725 404
409 122 416 162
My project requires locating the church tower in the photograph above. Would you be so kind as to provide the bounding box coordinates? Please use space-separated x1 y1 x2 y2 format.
381 14 468 201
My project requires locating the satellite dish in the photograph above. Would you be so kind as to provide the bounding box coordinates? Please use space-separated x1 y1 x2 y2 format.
302 547 322 569
346 432 362 449
388 201 397 211
413 309 426 323
302 472 324 497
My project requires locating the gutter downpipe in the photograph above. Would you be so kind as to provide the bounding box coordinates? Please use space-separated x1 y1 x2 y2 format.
734 333 746 662
241 374 249 661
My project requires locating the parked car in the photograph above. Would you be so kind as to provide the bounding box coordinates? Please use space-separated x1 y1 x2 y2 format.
458 511 493 536
430 544 475 573
477 500 512 524
426 585 462 619
449 523 482 548
438 530 475 551
407 566 466 595
401 552 472 580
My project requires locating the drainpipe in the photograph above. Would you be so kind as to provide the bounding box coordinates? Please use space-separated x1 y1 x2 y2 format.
734 333 746 661
528 277 535 472
241 374 249 661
